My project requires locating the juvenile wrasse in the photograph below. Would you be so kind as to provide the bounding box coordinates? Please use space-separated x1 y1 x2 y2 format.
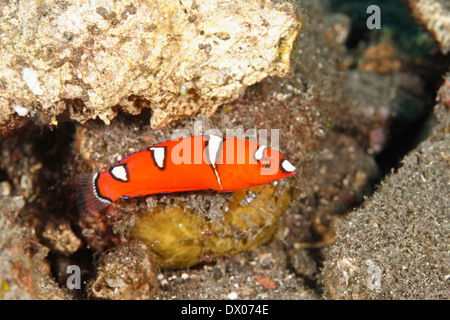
76 135 296 215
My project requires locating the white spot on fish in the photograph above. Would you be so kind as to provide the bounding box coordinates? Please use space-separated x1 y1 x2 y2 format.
254 145 267 161
207 135 223 165
206 135 224 190
281 159 296 173
110 164 128 182
150 147 166 169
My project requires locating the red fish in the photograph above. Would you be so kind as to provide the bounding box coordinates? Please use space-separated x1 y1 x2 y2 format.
76 135 296 215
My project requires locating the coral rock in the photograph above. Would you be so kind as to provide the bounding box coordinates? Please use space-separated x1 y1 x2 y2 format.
89 242 158 300
408 0 450 54
0 0 303 129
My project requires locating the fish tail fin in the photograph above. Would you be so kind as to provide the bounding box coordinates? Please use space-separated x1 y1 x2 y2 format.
75 173 111 215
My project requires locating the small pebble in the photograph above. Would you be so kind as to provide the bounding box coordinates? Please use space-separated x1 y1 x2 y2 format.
13 196 25 209
181 273 189 280
160 279 169 286
0 181 12 197
14 105 29 117
227 292 238 300
106 278 125 288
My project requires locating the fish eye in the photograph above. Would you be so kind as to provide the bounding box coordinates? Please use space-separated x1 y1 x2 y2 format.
264 164 271 169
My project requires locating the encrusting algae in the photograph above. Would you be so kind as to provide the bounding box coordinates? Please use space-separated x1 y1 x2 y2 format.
133 183 292 269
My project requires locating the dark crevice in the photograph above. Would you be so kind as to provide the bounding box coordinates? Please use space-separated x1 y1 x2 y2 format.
374 110 435 175
21 121 95 295
0 168 9 182
284 246 325 296
330 0 447 177
47 248 94 299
